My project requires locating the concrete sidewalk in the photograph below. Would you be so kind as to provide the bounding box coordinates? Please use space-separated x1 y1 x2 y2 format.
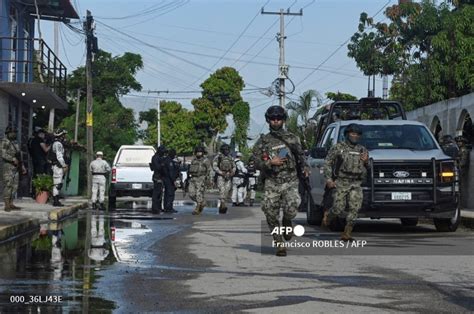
0 196 88 243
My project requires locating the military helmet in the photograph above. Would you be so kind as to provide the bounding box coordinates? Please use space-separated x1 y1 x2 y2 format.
265 105 288 123
441 135 454 142
157 145 167 154
344 123 363 135
235 152 242 158
4 126 16 134
54 128 67 137
194 146 205 154
220 143 230 153
455 136 467 143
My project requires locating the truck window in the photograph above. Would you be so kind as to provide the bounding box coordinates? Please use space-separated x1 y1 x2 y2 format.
116 148 155 166
338 124 437 150
320 127 335 149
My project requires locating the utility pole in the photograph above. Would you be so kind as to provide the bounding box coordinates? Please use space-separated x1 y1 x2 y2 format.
48 22 60 131
84 10 97 198
74 89 80 142
261 8 302 107
146 90 169 147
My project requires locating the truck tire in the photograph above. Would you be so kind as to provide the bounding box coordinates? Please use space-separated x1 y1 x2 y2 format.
434 207 460 232
306 194 323 225
108 196 116 210
400 218 418 227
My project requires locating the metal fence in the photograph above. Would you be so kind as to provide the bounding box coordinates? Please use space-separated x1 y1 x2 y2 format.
0 37 67 100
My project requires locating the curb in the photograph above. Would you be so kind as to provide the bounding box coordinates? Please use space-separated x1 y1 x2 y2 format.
48 202 89 221
0 218 39 243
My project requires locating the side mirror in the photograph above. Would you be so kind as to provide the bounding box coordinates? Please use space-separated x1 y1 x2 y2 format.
310 147 328 159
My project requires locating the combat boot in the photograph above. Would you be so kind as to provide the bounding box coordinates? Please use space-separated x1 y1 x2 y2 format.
341 225 355 242
282 218 293 241
9 198 22 210
192 203 204 215
3 199 11 212
321 211 330 228
219 203 228 214
249 200 254 206
52 196 64 207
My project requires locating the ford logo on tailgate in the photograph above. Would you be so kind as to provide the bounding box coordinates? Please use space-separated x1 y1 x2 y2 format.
393 171 410 178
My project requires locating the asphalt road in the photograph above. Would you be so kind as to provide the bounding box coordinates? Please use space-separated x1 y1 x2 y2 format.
97 197 474 313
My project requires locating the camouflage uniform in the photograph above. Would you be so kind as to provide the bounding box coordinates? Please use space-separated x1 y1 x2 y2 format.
455 137 471 173
1 136 20 208
212 153 235 210
188 155 211 214
323 141 368 227
253 128 305 244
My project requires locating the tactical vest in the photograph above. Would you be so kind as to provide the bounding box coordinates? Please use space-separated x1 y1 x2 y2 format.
189 158 208 177
234 160 245 177
338 144 365 177
247 164 256 176
218 155 234 172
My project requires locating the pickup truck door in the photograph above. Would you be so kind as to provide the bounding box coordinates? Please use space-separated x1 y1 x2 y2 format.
308 126 336 206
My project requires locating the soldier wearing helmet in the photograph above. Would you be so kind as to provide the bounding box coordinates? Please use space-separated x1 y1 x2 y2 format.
252 106 307 257
212 143 236 214
245 156 260 206
90 151 111 210
50 129 68 206
2 126 26 211
188 146 211 215
231 151 247 206
322 123 369 241
150 145 168 213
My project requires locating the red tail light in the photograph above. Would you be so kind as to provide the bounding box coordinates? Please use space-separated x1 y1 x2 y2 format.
111 227 116 241
111 167 117 183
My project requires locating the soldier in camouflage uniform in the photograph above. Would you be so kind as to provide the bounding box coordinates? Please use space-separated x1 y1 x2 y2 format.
455 136 471 173
2 126 26 211
212 143 236 214
322 123 369 241
188 146 211 215
253 106 307 257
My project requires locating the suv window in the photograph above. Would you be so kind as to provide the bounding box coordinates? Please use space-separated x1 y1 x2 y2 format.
116 148 155 166
320 127 335 149
338 124 437 150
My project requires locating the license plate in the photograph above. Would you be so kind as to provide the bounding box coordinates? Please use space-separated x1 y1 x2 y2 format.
132 183 142 189
391 192 411 200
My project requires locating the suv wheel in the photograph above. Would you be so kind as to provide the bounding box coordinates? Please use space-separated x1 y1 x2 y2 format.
434 206 460 232
108 196 116 210
400 218 418 227
306 194 323 225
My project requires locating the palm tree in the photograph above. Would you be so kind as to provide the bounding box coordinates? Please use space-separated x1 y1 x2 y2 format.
286 89 323 147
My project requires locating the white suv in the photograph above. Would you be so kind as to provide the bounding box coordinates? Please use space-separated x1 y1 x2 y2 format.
109 145 156 208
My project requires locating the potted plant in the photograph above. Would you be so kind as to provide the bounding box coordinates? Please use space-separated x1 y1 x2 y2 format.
32 174 53 204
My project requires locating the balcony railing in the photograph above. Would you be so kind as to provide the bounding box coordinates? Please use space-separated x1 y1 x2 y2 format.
0 37 67 100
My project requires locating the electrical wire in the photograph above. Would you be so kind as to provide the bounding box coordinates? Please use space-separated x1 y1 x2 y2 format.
186 0 270 88
295 0 392 88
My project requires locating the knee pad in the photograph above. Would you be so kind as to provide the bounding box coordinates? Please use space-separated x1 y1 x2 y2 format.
56 183 63 190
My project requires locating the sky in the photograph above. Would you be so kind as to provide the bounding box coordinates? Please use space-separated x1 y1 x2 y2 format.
40 0 395 136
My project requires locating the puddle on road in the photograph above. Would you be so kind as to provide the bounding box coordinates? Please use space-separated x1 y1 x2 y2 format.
0 213 117 312
0 200 209 312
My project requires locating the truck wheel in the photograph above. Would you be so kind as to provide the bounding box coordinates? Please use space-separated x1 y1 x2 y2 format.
329 217 346 232
400 218 418 227
108 196 116 210
434 207 460 232
306 194 323 225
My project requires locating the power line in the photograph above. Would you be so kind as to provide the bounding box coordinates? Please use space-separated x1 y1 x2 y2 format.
295 0 392 88
186 0 270 88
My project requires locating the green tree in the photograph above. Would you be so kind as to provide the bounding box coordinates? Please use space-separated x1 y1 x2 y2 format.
68 50 143 101
325 91 358 102
191 67 247 153
139 101 200 155
231 100 250 151
286 89 322 148
348 1 473 110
